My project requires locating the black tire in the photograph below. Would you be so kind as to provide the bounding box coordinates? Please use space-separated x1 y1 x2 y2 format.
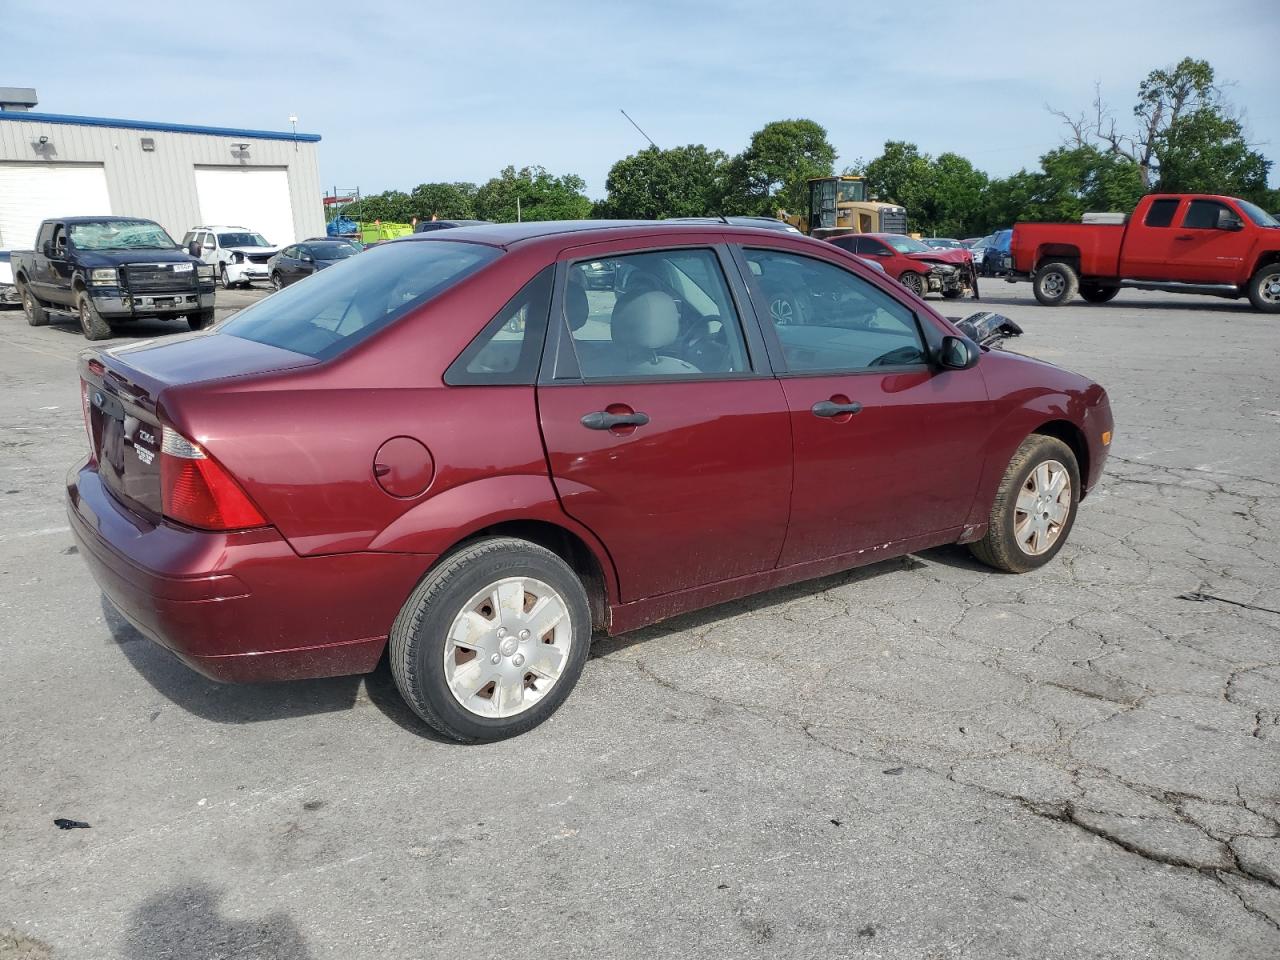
18 280 48 326
75 290 113 341
271 272 284 291
1246 263 1280 313
942 288 964 300
187 309 215 332
969 434 1081 574
390 537 592 742
1079 283 1119 304
1033 261 1079 306
899 272 926 298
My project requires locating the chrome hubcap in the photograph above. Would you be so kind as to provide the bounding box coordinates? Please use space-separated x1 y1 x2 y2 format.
1015 459 1071 555
1261 272 1280 304
1042 272 1065 298
443 577 571 719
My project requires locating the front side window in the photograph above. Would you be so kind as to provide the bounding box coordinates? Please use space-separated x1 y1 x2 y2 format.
1183 200 1234 230
564 248 750 379
1144 198 1180 227
745 249 928 373
222 239 499 360
69 219 176 251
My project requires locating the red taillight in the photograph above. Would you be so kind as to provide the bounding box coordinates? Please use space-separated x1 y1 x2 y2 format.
80 379 97 465
160 428 266 531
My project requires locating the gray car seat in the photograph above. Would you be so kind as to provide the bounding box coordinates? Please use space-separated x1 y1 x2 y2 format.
610 290 700 375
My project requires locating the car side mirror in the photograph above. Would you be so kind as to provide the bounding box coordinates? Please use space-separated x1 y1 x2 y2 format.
301 254 314 263
1218 211 1244 231
938 335 978 370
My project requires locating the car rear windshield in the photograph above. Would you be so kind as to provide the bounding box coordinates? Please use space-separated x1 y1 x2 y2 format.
220 240 500 360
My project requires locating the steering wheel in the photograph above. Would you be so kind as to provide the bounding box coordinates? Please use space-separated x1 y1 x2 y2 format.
868 345 923 367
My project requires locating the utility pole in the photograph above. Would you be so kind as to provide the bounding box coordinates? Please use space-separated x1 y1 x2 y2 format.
516 196 522 223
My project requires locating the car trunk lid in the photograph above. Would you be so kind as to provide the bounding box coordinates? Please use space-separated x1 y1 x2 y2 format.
80 333 317 517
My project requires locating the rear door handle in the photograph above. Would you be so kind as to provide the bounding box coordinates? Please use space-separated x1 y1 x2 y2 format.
811 400 862 418
581 410 650 430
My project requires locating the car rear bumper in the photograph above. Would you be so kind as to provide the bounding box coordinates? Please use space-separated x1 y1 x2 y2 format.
67 461 433 682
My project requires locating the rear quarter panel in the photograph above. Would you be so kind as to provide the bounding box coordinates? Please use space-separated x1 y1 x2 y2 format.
1012 223 1123 277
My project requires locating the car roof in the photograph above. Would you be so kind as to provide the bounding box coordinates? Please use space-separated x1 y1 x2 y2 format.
393 219 815 252
59 216 159 225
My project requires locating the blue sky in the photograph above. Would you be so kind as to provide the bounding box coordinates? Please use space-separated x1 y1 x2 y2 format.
6 0 1278 196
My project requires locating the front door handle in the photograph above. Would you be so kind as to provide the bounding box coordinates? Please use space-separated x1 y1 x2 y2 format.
811 400 863 418
1174 233 1195 241
581 410 650 430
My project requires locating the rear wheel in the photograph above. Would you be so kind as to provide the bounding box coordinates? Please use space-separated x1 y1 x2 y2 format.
76 290 113 341
19 280 48 326
390 537 591 742
1079 283 1119 304
1033 261 1079 306
899 272 926 298
970 434 1080 573
187 309 214 331
1246 263 1280 313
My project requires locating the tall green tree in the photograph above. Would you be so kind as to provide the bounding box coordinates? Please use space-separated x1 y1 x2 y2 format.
408 181 478 221
1049 57 1272 200
725 119 836 216
601 145 729 219
473 165 592 222
863 141 935 228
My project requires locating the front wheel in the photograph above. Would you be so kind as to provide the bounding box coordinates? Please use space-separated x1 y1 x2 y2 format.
19 281 48 326
187 309 214 331
390 537 592 742
1079 283 1119 304
1033 261 1079 306
1246 263 1280 313
271 272 284 291
969 434 1080 573
219 264 235 289
76 291 113 341
899 272 926 298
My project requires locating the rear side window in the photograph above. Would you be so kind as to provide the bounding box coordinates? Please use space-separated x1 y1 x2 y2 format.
221 239 499 359
1144 199 1179 228
446 266 554 385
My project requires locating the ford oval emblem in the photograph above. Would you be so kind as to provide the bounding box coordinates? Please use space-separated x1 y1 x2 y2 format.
93 391 104 407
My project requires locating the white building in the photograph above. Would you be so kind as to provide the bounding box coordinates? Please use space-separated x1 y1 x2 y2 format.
0 88 323 254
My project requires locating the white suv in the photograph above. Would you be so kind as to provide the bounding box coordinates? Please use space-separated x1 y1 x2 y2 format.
182 225 280 288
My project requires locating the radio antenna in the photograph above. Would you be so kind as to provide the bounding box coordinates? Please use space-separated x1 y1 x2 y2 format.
620 109 658 149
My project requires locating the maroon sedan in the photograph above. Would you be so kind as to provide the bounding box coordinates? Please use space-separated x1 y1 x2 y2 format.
69 221 1112 741
828 233 973 299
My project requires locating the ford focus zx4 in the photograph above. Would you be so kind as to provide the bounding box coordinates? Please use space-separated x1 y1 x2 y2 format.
68 221 1113 742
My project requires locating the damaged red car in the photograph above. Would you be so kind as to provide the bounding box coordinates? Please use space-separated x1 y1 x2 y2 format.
828 232 974 299
69 221 1112 742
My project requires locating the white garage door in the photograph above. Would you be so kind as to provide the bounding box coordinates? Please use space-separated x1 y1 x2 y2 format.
195 166 296 247
0 163 112 251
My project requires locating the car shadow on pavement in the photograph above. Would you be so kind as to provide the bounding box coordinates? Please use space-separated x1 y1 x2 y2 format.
102 596 365 725
122 880 313 960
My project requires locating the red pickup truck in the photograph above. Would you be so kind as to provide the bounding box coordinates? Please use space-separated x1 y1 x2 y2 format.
1011 194 1280 312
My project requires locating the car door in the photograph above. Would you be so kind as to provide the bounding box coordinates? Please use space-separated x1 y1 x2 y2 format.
854 237 902 279
735 244 990 566
1166 199 1254 283
297 244 318 279
279 245 300 283
1121 197 1184 280
536 239 792 602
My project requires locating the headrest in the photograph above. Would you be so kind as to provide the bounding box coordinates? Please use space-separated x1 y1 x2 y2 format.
566 277 589 330
611 290 680 350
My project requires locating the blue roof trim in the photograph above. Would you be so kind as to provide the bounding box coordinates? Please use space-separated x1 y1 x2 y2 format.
0 110 321 143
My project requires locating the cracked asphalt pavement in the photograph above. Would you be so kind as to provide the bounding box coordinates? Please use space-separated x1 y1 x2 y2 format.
1 283 1277 959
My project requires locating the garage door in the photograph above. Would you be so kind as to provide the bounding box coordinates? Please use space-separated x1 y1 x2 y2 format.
195 166 296 247
0 163 112 251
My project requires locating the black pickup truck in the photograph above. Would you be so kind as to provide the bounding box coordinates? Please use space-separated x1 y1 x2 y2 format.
11 217 215 340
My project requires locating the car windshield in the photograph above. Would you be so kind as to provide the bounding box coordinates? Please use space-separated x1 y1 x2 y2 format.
885 235 931 254
312 244 357 261
925 239 960 248
1236 200 1279 228
218 232 269 247
836 180 867 203
69 220 176 251
221 240 499 360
